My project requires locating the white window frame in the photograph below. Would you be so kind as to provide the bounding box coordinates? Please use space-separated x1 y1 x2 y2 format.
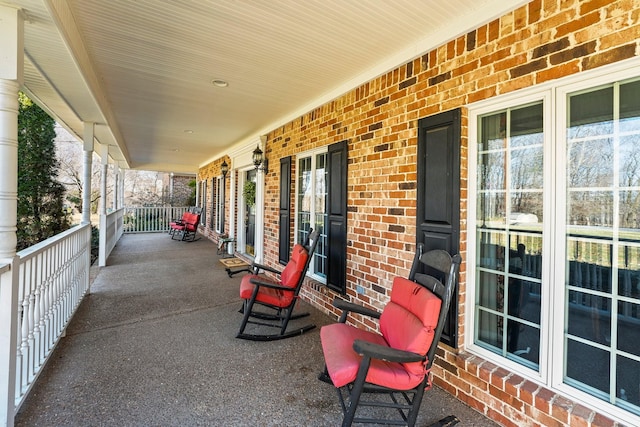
215 176 225 233
467 57 640 426
200 180 207 226
294 146 328 284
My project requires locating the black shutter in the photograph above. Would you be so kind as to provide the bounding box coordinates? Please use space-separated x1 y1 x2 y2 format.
417 109 461 347
279 156 291 265
326 140 348 294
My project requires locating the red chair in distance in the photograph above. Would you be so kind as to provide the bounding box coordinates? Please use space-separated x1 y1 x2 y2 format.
319 244 461 427
237 229 320 341
170 211 200 241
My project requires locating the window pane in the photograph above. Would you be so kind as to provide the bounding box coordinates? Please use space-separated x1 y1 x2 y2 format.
510 103 543 145
567 242 613 293
568 138 614 188
480 112 506 150
567 291 611 345
568 191 614 230
509 234 543 280
618 246 640 298
477 310 502 349
620 80 640 130
618 301 640 355
477 231 506 271
508 279 541 324
510 193 543 228
616 355 640 413
620 137 640 187
510 146 543 189
568 87 613 138
566 339 610 394
479 152 506 190
477 271 503 311
507 320 539 365
620 191 640 230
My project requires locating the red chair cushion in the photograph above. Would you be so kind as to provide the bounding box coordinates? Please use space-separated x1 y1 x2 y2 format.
279 244 308 288
380 277 441 377
239 244 309 308
321 323 422 390
240 275 293 307
321 277 441 390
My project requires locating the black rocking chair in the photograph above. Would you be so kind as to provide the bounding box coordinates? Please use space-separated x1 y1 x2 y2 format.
236 229 320 341
319 243 461 426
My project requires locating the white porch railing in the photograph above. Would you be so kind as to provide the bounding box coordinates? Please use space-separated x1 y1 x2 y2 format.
123 206 190 234
99 208 125 267
2 224 91 423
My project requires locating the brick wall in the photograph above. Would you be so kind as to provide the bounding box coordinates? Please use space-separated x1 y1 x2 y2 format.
200 1 638 425
198 156 230 243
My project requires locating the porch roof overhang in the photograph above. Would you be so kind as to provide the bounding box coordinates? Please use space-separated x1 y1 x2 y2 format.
8 0 528 174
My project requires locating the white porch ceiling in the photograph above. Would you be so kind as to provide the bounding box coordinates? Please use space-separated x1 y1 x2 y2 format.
8 0 528 174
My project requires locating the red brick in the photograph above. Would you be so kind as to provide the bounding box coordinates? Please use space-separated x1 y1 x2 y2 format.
534 387 556 414
551 394 574 424
591 412 617 427
519 380 540 405
569 403 594 427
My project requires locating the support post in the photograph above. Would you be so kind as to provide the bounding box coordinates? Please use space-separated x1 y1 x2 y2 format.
0 6 23 426
113 164 119 211
98 145 108 267
81 122 94 225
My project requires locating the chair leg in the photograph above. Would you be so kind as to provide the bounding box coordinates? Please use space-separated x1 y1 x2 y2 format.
405 381 426 427
342 355 372 427
237 288 259 337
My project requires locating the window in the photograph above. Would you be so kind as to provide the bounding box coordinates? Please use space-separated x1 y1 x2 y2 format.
475 102 544 370
296 149 328 282
200 180 207 226
564 80 640 413
469 66 640 422
210 178 216 229
215 176 225 233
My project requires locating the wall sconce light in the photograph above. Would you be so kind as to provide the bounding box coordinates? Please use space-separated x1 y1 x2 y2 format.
252 138 268 173
221 160 229 178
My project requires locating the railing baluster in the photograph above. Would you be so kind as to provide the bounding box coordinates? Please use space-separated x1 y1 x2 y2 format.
122 206 190 233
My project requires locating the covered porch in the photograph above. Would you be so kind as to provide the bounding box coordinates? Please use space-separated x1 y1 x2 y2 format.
13 233 493 426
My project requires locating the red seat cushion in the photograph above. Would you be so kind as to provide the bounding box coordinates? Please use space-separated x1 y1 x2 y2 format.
321 277 441 390
239 244 309 308
240 275 294 307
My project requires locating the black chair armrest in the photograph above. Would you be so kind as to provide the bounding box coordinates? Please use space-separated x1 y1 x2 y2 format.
353 340 425 364
248 276 292 292
251 263 282 275
333 298 381 321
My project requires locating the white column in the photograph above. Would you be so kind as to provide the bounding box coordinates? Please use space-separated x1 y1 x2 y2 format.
113 164 119 211
0 6 22 260
0 80 19 261
100 145 108 215
0 6 23 426
81 123 94 225
98 146 108 267
169 173 174 206
119 168 124 208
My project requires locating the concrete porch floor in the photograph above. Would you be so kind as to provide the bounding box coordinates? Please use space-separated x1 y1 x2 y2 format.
14 233 499 426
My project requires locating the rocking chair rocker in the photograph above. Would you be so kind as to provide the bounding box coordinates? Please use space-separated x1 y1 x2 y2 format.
319 244 461 426
236 229 320 341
